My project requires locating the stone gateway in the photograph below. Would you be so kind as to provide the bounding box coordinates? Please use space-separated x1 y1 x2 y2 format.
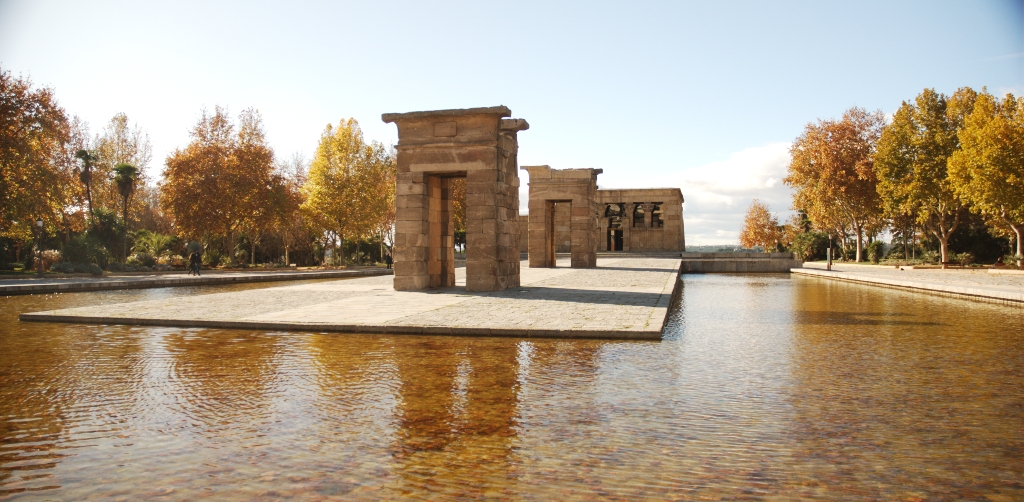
383 106 528 292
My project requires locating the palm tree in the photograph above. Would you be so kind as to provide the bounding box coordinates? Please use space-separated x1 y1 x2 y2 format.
113 163 138 263
74 149 97 219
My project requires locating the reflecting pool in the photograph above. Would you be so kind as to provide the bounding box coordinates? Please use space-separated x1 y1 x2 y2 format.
1 274 1021 500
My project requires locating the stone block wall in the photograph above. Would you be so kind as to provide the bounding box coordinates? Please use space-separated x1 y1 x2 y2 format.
384 107 528 292
596 188 685 252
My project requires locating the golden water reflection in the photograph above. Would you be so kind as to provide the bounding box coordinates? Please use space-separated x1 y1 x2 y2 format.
0 276 1021 499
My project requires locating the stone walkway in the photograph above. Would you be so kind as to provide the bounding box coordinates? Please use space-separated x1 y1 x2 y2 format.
20 258 682 339
793 263 1024 304
0 269 391 295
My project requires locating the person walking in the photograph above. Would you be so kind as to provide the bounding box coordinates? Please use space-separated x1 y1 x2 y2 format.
189 251 202 276
384 253 393 269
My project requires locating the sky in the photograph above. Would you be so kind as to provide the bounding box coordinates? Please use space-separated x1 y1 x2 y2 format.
1 1 1021 245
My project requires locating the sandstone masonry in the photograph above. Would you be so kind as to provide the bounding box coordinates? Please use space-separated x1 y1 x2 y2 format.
383 106 528 292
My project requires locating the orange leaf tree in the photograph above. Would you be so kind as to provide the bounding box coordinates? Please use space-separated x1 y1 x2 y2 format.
162 107 278 262
785 107 885 262
739 199 782 251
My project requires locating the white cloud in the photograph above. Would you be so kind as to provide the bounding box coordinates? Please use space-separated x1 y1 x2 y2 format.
667 142 795 245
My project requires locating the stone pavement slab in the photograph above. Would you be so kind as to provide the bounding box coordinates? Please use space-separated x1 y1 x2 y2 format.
792 266 1024 304
0 269 391 296
20 258 682 339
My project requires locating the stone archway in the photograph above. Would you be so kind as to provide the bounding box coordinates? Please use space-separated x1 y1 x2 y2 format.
521 165 602 268
383 106 529 292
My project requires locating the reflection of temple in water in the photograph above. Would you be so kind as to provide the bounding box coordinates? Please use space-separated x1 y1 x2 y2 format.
389 339 521 494
386 338 603 495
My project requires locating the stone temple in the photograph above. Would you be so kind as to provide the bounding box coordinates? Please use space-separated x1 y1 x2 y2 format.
384 106 685 293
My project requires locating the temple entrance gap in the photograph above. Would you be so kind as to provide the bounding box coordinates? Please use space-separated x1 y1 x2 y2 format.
383 107 529 292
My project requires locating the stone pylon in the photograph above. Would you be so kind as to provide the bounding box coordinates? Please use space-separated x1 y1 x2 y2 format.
383 106 529 292
521 165 602 268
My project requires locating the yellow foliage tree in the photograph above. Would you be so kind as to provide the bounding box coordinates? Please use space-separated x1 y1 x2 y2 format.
739 199 782 251
874 88 976 265
949 91 1024 259
302 119 395 265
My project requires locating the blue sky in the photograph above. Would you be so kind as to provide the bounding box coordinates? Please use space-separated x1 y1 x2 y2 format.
1 0 1021 244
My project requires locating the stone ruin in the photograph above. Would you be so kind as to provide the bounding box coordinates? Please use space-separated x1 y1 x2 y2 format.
521 165 602 268
383 106 528 292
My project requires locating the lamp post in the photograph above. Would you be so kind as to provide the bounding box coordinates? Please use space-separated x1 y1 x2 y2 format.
35 218 44 277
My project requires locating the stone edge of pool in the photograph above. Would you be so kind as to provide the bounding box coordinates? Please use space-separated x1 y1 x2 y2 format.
16 259 684 341
791 267 1024 305
0 269 393 296
16 313 667 340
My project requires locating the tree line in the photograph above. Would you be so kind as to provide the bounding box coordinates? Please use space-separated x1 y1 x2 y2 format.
1 69 396 273
740 87 1023 267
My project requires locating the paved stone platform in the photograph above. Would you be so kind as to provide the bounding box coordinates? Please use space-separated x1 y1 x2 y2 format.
792 265 1024 305
0 268 392 296
20 258 682 339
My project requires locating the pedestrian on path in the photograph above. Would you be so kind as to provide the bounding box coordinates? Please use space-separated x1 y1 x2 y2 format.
384 253 393 269
189 251 202 276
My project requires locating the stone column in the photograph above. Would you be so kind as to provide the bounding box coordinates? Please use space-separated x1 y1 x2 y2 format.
624 203 635 252
643 203 654 228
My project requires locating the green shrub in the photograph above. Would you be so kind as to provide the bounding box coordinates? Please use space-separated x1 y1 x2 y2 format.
131 253 157 267
133 230 179 257
77 263 103 276
50 262 76 273
61 233 111 268
950 252 975 266
866 240 886 264
919 250 940 264
203 249 222 267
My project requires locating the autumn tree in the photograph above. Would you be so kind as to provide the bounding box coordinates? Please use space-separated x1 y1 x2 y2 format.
273 153 311 265
162 107 278 261
0 70 80 243
739 199 782 250
302 119 394 265
875 88 977 266
948 91 1024 259
362 143 396 261
785 107 885 262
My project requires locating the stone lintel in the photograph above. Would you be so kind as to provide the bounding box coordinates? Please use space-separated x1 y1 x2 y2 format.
382 106 511 123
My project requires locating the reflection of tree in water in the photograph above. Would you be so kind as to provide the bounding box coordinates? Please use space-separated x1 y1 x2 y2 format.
786 280 1024 498
0 325 144 496
163 330 283 437
388 337 524 498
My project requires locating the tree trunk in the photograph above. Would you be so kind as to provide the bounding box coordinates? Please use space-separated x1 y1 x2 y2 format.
339 231 345 267
854 223 864 262
1013 224 1023 266
225 229 234 266
251 237 256 266
122 197 130 263
938 235 950 269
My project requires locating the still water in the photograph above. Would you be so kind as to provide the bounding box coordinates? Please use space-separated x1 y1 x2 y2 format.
1 275 1021 500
